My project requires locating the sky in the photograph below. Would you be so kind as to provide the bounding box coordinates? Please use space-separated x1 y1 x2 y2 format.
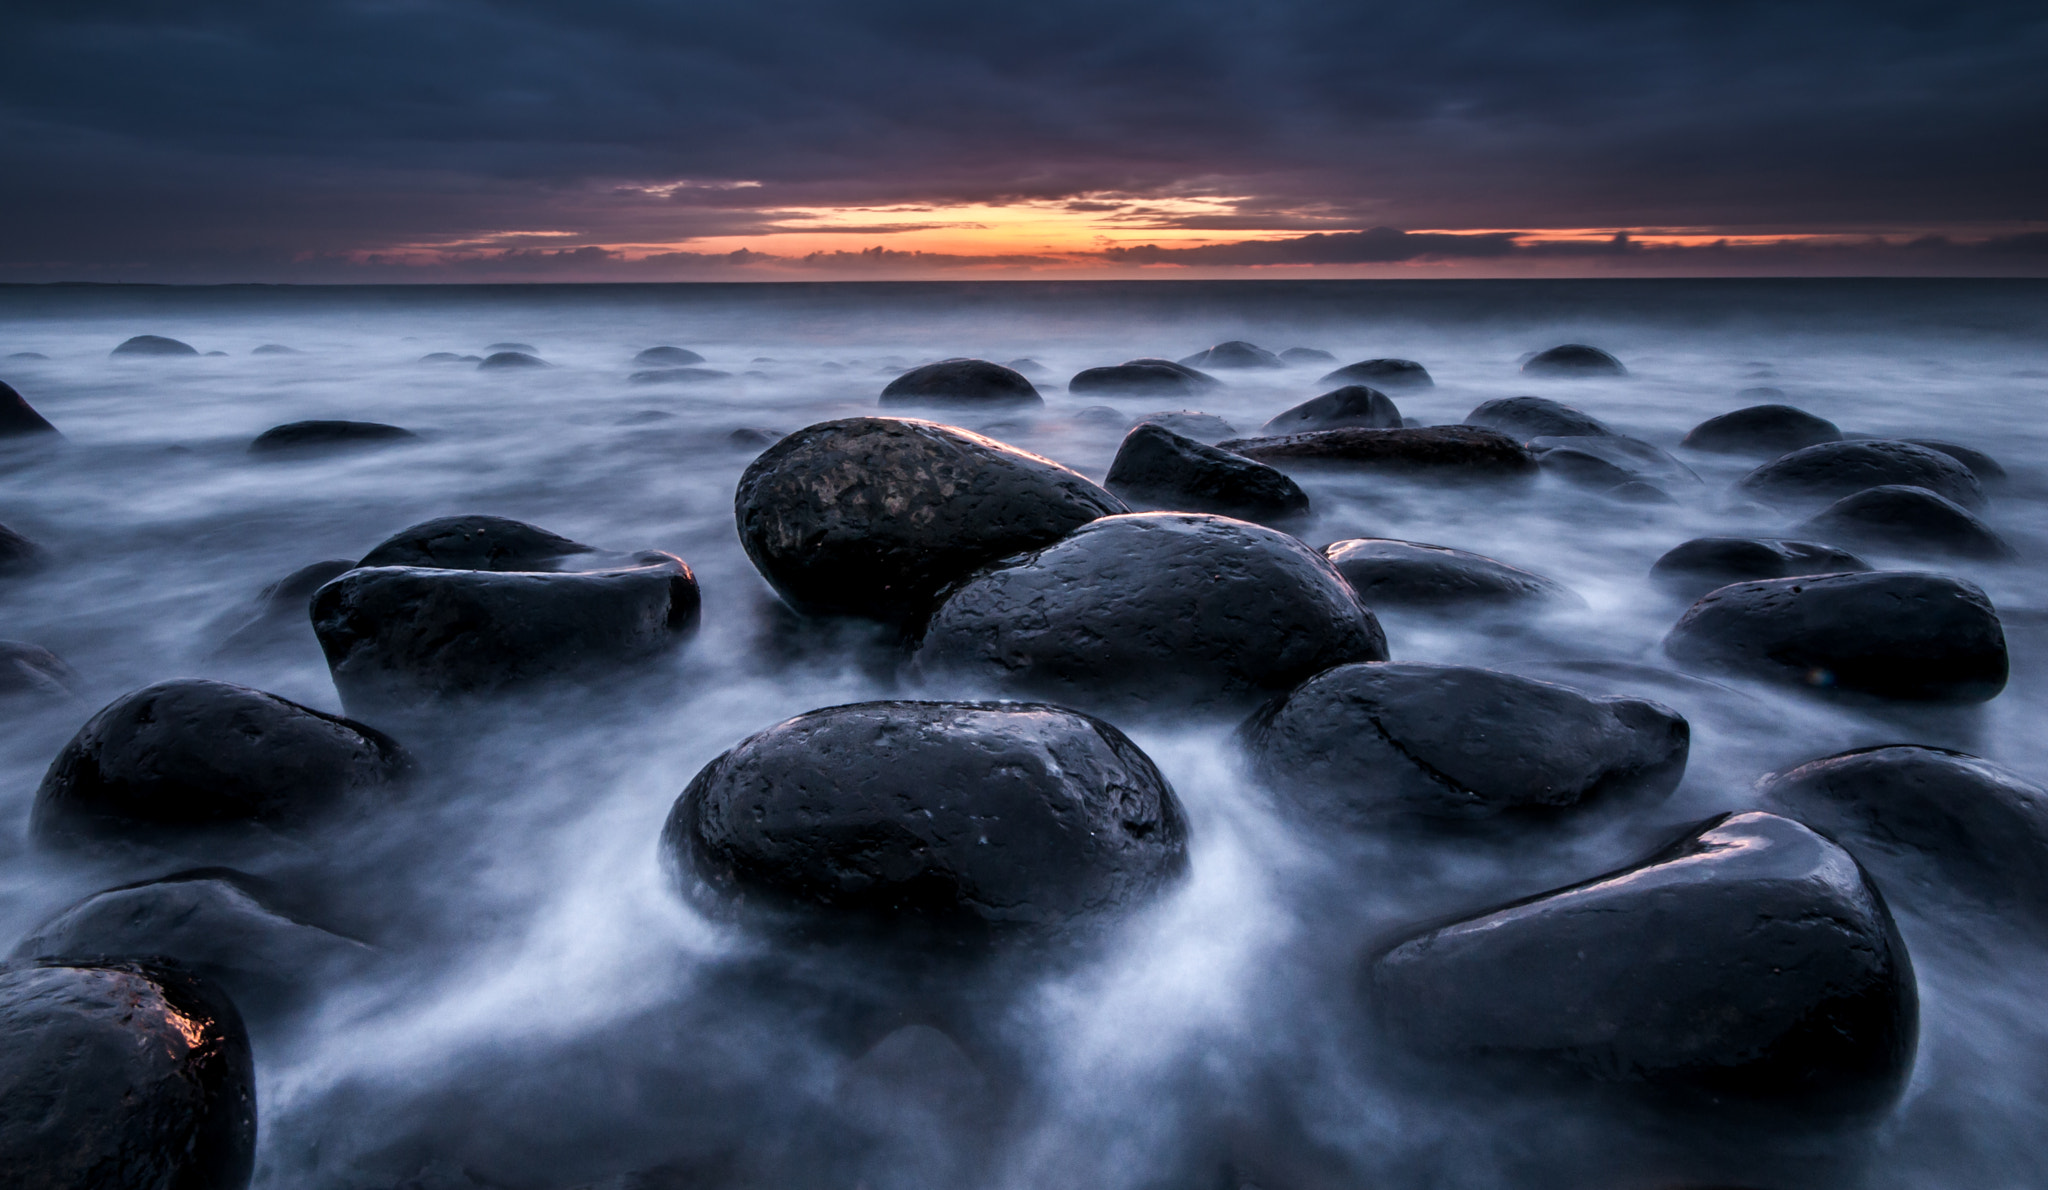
3 0 2045 282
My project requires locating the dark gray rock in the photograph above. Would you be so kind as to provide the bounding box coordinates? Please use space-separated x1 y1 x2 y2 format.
635 346 705 365
1179 341 1283 370
251 344 299 356
1105 423 1308 523
418 352 480 364
728 426 784 449
1218 426 1539 482
1279 347 1337 365
1466 396 1615 440
735 417 1124 622
1323 538 1575 609
1123 359 1221 390
880 360 1041 408
1799 485 2014 560
111 335 198 357
1529 435 1697 489
0 960 256 1190
662 700 1188 943
1246 662 1687 822
1317 359 1433 389
913 512 1387 713
0 380 59 437
1681 405 1842 456
0 641 77 702
203 352 227 357
1260 385 1402 435
1133 410 1237 443
477 351 547 370
359 515 594 571
1068 364 1199 398
1371 811 1917 1114
5 351 48 360
31 679 414 849
0 523 44 575
1002 357 1049 377
485 342 537 354
629 367 732 385
1521 344 1627 376
1737 440 1985 510
249 420 417 455
211 559 357 656
1904 440 2007 486
1650 538 1867 600
1663 571 2007 702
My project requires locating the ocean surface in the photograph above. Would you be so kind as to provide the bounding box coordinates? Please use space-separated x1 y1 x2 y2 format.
1 278 2046 1189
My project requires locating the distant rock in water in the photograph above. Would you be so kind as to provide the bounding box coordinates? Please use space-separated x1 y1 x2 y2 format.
634 345 705 365
358 514 594 571
0 522 46 575
629 367 733 385
1219 425 1539 482
1682 405 1842 456
251 344 300 355
249 420 418 456
1650 537 1867 600
211 559 357 658
1738 440 1985 510
728 426 784 449
1905 439 2008 486
485 342 537 354
418 352 480 364
1133 410 1237 443
1105 422 1308 524
880 359 1041 407
1465 395 1615 440
1799 485 2014 560
1179 341 1283 370
1323 538 1576 609
0 379 59 437
1279 347 1337 365
111 334 198 357
1318 358 1433 389
1069 363 1200 398
0 640 77 703
5 351 48 360
478 351 547 370
1260 385 1402 435
1529 435 1697 490
1123 358 1221 389
1521 344 1627 376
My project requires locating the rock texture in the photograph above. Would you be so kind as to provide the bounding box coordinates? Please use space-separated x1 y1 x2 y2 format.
1649 537 1867 600
1218 426 1538 482
1259 386 1402 435
1682 405 1842 456
249 420 417 455
880 360 1041 407
1322 538 1575 609
1105 423 1308 523
1737 440 1985 510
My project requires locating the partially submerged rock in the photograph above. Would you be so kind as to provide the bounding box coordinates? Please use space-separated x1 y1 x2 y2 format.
1322 538 1576 609
1259 385 1402 435
630 367 733 385
1465 396 1614 441
1133 410 1238 443
1318 359 1433 389
1529 435 1697 489
1520 344 1627 376
1279 347 1337 365
0 522 46 575
1649 537 1867 600
1905 440 2007 487
0 640 77 702
358 515 594 571
1105 422 1308 523
249 420 418 455
1069 363 1199 398
477 351 547 370
635 346 706 365
111 335 198 357
1737 440 1985 510
1681 405 1842 456
0 380 59 437
1219 426 1538 482
1798 485 2014 560
1179 341 1283 370
880 359 1041 407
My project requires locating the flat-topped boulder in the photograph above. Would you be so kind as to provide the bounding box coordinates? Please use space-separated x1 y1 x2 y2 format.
1179 341 1282 370
1799 485 2014 560
1465 396 1615 440
1649 537 1867 600
249 420 418 455
1521 344 1626 376
1318 359 1433 389
880 359 1041 407
1738 440 1985 510
1105 422 1308 523
358 514 594 571
1323 538 1576 609
1682 405 1842 456
1259 385 1402 435
1218 425 1538 482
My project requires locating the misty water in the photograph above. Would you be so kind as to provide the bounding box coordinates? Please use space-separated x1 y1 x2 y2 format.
2 279 2046 1189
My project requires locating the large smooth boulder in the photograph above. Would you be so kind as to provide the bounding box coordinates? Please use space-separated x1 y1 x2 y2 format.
1649 537 1867 600
477 351 547 370
1068 363 1198 398
1528 435 1697 490
1798 484 2014 560
1681 405 1842 456
1465 396 1614 440
635 346 705 365
1317 359 1433 389
31 680 413 849
111 335 198 357
358 515 594 571
1663 571 2007 702
880 359 1041 407
1105 423 1308 523
1905 439 2006 486
1737 440 1985 510
249 420 417 455
0 380 58 437
663 700 1189 941
1123 358 1220 389
1217 426 1539 482
1758 747 2048 923
1323 538 1575 609
1371 811 1917 1113
1179 341 1283 370
913 512 1387 713
1521 344 1626 376
0 523 44 575
0 960 257 1189
1246 663 1687 822
210 559 356 657
735 417 1124 622
312 558 700 714
1259 385 1402 435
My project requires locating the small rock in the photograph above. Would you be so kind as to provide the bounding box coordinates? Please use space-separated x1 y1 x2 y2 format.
1530 435 1697 490
629 367 732 385
251 344 300 355
0 641 77 702
1737 440 1985 510
880 359 1041 407
1068 363 1199 398
1904 440 2007 486
1279 347 1337 365
249 420 418 455
358 515 594 571
1798 485 2014 560
1521 344 1627 376
1133 410 1238 443
1002 357 1050 377
1075 405 1130 427
0 523 44 574
634 346 705 365
1650 537 1868 600
0 380 60 437
418 352 479 364
1322 538 1575 609
477 352 547 370
728 426 784 448
1179 341 1283 370
211 559 357 656
1681 405 1842 456
614 410 676 425
1260 385 1402 435
1218 425 1539 482
111 335 198 357
5 351 48 360
485 342 537 354
203 351 228 357
1604 480 1673 504
1317 359 1433 389
1105 423 1309 523
1465 396 1615 440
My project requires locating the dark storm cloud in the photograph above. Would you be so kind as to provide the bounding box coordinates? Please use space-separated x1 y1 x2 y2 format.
1 0 2044 278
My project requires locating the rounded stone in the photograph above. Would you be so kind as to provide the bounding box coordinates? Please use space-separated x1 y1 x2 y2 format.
0 380 59 437
1133 411 1238 443
1178 341 1283 370
418 352 479 364
250 344 299 355
1529 435 1696 489
1279 347 1337 365
248 420 417 455
0 641 77 701
358 515 594 571
1317 359 1434 389
1737 440 1985 510
1904 440 2006 486
485 342 536 354
1260 385 1402 435
1521 344 1627 376
1649 537 1867 600
635 346 705 365
477 351 546 370
1465 396 1615 440
0 522 46 575
110 335 198 357
1105 422 1308 524
1681 405 1842 456
880 359 1041 407
1122 358 1221 389
1219 425 1539 482
629 367 732 385
1068 364 1199 398
1798 485 2014 560
1323 538 1576 609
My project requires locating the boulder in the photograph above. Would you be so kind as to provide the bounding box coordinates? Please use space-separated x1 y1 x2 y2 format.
1217 426 1539 482
111 335 198 357
1002 357 1049 377
477 351 547 370
1245 662 1687 822
1322 538 1575 609
211 560 357 656
31 679 414 849
312 557 701 714
1904 440 2007 487
1371 811 1917 1113
1528 435 1697 489
662 700 1189 941
1123 358 1221 390
248 420 418 455
880 359 1041 408
734 417 1124 622
913 512 1387 713
251 344 299 355
0 380 59 437
629 367 733 385
485 342 537 354
0 641 77 702
1279 347 1337 365
418 352 480 364
1798 485 2014 560
0 960 256 1189
1521 344 1627 376
1133 410 1237 443
1179 341 1283 370
1757 746 2048 922
1736 440 1985 510
358 515 594 571
1649 538 1867 600
5 351 48 360
0 522 45 575
203 352 227 358
1681 405 1841 456
1105 423 1309 523
1465 396 1614 440
728 427 784 449
1068 364 1199 398
635 346 705 365
1259 385 1402 435
1663 571 2007 702
1317 359 1433 389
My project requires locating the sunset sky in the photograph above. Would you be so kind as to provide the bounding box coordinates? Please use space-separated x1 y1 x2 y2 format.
4 1 2044 282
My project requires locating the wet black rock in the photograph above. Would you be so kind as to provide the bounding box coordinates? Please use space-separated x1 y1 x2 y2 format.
0 640 77 702
1371 811 1917 1114
1260 385 1402 435
1904 440 2007 486
1465 396 1615 440
735 417 1124 622
0 959 256 1189
1279 347 1337 365
1681 405 1842 456
1737 440 1985 510
1650 538 1867 600
418 352 480 364
913 512 1387 713
1179 341 1283 370
478 351 547 370
249 420 418 455
0 522 44 575
1105 423 1309 523
663 700 1189 942
1068 363 1199 398
31 679 414 849
880 359 1041 408
1521 344 1627 376
211 559 357 656
1318 358 1434 390
358 515 594 571
312 557 701 714
1247 663 1687 822
485 342 537 354
251 344 300 355
0 380 60 437
1663 571 2007 702
629 367 733 385
1323 538 1576 609
635 346 705 365
1757 746 2048 922
111 335 198 357
1530 435 1696 490
1133 410 1237 443
1799 485 2014 560
1218 425 1539 482
1123 358 1221 390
